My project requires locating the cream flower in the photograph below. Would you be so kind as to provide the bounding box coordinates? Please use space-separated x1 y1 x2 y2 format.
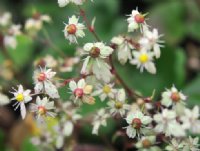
92 109 110 135
33 67 60 99
165 138 185 151
0 12 11 26
107 89 130 117
30 97 56 122
130 49 156 74
11 85 32 119
111 36 134 64
127 9 147 32
183 136 200 151
63 15 85 44
81 42 113 82
58 0 84 7
69 79 94 105
0 92 10 106
92 83 116 101
180 106 200 134
125 111 152 138
139 28 163 59
153 109 185 137
161 85 187 107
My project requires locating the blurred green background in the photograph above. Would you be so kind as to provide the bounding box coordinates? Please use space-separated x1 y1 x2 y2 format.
0 0 200 150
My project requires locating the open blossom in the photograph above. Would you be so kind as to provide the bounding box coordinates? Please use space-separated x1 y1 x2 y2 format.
111 36 133 64
127 9 147 32
153 109 185 137
25 13 51 32
69 79 95 104
180 106 200 134
130 49 156 74
183 136 200 151
63 15 85 44
92 109 110 135
0 12 11 26
165 138 185 151
33 67 60 99
11 85 32 119
58 0 85 7
30 97 56 122
107 89 130 117
81 42 113 82
0 92 10 106
161 85 187 107
4 24 21 49
92 83 116 101
125 111 152 138
135 136 161 151
139 28 163 59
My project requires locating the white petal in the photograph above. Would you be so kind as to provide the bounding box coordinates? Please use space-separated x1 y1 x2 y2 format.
69 80 77 91
20 103 26 119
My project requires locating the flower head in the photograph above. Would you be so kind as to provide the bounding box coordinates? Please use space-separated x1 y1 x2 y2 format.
125 111 152 138
58 0 85 7
63 15 85 44
11 85 32 119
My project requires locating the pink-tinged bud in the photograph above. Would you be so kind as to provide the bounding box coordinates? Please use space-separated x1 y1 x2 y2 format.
171 92 180 102
134 14 145 23
90 47 100 58
38 73 46 82
38 106 46 115
132 118 142 129
74 88 84 98
67 24 77 34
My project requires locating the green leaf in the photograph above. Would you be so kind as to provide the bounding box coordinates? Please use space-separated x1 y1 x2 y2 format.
22 138 38 151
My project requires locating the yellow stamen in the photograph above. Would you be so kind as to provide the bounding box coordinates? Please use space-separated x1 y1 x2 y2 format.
103 85 111 94
16 94 24 102
139 54 149 63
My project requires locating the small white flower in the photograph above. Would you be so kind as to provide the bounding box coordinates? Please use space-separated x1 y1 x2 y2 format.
111 36 133 64
165 138 185 151
139 28 163 58
161 85 187 107
183 136 200 151
127 9 147 32
92 83 116 101
107 89 130 117
0 12 11 26
30 97 56 122
92 109 110 135
130 49 156 74
33 67 60 99
125 111 152 138
11 85 32 119
135 136 161 151
81 42 113 82
180 106 200 134
63 15 85 44
25 13 51 32
153 109 185 137
58 0 85 7
3 35 17 49
69 79 94 104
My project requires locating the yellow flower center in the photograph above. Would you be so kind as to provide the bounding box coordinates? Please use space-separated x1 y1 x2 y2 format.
114 101 123 109
142 139 151 148
103 85 111 94
139 54 149 63
16 94 24 102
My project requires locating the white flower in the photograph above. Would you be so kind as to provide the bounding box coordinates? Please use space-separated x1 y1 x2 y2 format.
153 109 185 137
11 85 32 119
63 15 85 44
0 93 10 106
92 109 110 135
25 13 51 32
130 49 156 74
81 42 113 82
161 85 187 107
58 0 85 7
125 111 152 138
111 36 133 64
30 97 56 122
183 136 200 151
135 136 161 151
139 28 163 58
69 79 94 104
33 67 60 99
92 83 116 101
107 89 130 117
127 9 147 32
180 106 200 134
0 12 11 26
3 35 17 49
165 138 185 151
